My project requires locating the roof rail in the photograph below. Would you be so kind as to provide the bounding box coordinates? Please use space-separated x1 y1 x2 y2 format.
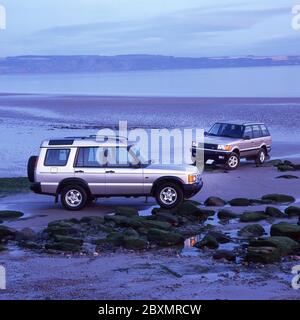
65 135 128 141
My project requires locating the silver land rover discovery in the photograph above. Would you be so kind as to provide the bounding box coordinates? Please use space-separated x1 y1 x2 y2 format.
192 121 272 170
27 136 203 210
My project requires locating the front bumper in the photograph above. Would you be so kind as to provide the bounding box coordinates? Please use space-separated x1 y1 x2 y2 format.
192 147 230 164
182 179 203 198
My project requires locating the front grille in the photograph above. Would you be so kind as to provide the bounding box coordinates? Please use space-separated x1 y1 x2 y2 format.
204 143 218 150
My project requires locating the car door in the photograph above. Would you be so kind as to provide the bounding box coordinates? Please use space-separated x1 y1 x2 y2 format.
250 125 264 155
105 146 144 195
240 126 253 157
74 147 107 195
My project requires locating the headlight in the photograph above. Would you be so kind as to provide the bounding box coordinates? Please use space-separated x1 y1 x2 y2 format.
217 144 232 151
188 174 197 183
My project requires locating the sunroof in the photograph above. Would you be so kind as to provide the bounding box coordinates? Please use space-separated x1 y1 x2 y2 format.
48 139 74 146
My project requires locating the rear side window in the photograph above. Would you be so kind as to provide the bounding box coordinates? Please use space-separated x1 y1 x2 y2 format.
44 149 70 166
260 125 270 137
252 125 262 138
75 147 107 167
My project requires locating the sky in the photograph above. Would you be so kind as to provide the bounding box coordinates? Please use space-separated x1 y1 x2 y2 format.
0 0 299 57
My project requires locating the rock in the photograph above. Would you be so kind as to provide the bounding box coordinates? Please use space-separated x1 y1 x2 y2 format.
277 164 295 172
48 219 79 228
204 197 226 207
0 225 17 239
123 237 148 250
194 235 219 249
238 224 265 238
265 206 285 217
122 228 139 239
104 215 143 228
229 198 251 206
45 224 81 236
106 232 124 246
217 209 239 220
53 235 84 246
115 206 139 217
207 231 231 244
80 216 104 224
268 159 283 166
240 211 268 222
147 228 184 246
261 194 295 204
16 228 36 242
177 201 204 217
0 245 6 252
0 210 23 220
276 175 299 179
45 242 81 252
141 219 172 230
19 241 42 250
270 222 300 242
152 210 180 225
246 246 281 263
285 206 300 217
249 236 299 256
213 250 236 262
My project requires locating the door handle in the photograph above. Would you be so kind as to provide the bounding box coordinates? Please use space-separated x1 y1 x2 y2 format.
75 170 84 173
106 170 115 174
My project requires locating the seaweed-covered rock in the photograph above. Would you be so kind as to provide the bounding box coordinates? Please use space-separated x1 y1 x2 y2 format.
194 235 219 249
261 194 295 204
240 211 268 222
249 236 299 256
0 210 23 220
229 198 251 206
123 237 148 250
80 216 104 225
265 206 285 218
53 235 84 246
207 231 231 244
45 224 81 236
238 224 265 238
276 175 299 179
0 245 7 252
0 225 17 239
48 219 79 228
19 241 43 250
213 250 236 262
122 228 139 239
268 159 283 166
152 209 180 225
285 206 300 217
277 164 296 172
45 242 81 252
246 246 281 263
141 219 172 230
270 222 300 242
104 215 143 228
217 209 239 220
204 197 226 207
177 201 205 217
106 232 124 246
115 206 139 217
16 228 36 242
147 228 184 246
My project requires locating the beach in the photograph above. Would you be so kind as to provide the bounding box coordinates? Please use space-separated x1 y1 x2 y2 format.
0 94 300 300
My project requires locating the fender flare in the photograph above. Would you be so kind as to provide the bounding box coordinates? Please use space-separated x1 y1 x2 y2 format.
57 178 91 196
151 176 184 195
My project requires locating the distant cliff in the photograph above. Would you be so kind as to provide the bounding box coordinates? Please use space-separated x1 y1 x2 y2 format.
0 54 299 74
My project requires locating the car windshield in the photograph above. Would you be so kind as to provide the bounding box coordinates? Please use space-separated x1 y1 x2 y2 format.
208 123 244 139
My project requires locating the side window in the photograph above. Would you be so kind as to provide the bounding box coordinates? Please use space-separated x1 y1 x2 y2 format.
106 147 136 167
44 149 70 166
75 147 107 167
252 125 262 138
260 125 270 137
243 126 253 139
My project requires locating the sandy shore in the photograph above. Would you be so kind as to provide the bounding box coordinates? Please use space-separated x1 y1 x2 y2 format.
1 159 300 300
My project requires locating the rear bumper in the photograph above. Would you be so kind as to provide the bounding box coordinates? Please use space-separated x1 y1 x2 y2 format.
182 179 203 198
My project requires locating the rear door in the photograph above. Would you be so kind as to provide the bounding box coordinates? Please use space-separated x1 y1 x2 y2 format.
74 147 106 195
105 146 144 195
250 125 264 155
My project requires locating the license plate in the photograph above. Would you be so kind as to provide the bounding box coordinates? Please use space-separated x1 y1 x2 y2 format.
206 159 214 165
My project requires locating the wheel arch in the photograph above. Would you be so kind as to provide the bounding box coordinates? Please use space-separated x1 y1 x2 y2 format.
57 178 91 196
231 148 240 156
151 176 184 196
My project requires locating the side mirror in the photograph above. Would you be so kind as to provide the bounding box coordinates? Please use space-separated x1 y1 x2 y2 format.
244 135 251 140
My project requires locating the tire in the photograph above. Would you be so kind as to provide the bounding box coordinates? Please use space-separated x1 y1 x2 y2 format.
225 152 240 170
155 182 184 209
27 156 38 183
255 148 267 165
61 185 88 211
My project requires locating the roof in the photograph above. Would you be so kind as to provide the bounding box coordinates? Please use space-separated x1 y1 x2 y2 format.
214 121 265 126
41 135 132 148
